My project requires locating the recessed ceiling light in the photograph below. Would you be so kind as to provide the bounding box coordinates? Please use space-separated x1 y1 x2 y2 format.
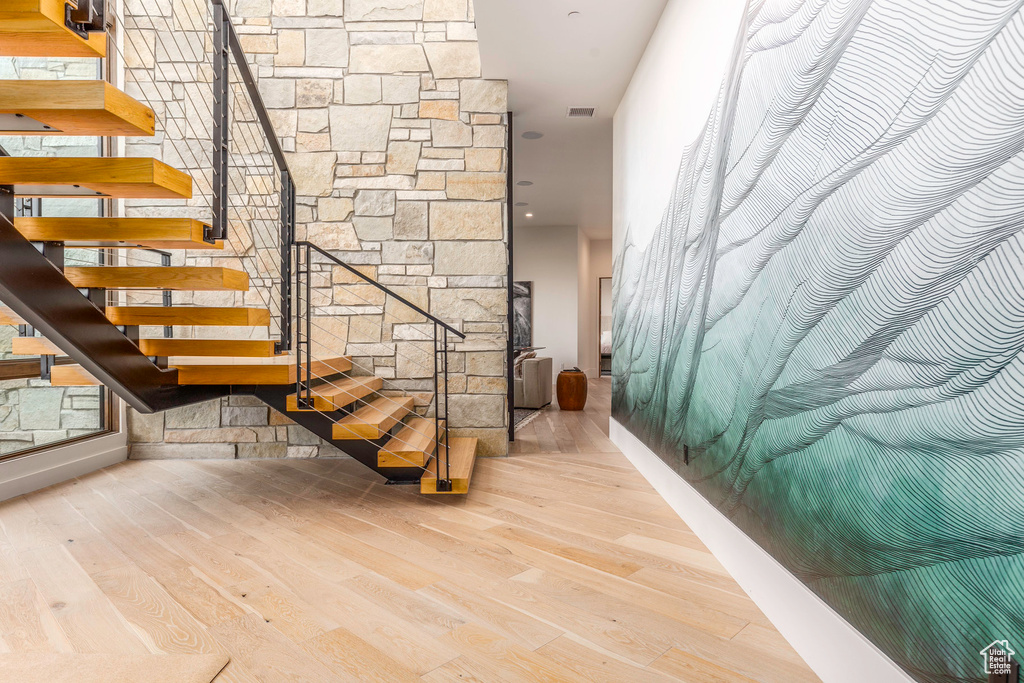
522 131 544 140
517 181 533 187
525 213 534 218
568 11 581 18
515 202 529 207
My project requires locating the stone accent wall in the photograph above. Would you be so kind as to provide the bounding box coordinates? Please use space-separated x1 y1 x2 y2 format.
124 0 510 458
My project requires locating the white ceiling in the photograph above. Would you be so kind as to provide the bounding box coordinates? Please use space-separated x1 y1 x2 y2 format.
474 0 669 239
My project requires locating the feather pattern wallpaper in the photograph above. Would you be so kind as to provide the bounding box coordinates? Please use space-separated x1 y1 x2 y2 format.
611 1 1024 681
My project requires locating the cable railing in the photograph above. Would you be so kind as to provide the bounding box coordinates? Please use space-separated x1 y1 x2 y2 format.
0 1 476 488
120 0 289 352
294 242 466 486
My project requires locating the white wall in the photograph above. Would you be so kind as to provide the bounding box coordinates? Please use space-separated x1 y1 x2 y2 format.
611 0 913 680
614 0 747 252
513 225 579 374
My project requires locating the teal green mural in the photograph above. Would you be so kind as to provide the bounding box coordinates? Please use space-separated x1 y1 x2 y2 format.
612 1 1024 681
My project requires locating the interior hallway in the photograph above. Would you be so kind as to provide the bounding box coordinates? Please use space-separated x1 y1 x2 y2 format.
0 378 819 681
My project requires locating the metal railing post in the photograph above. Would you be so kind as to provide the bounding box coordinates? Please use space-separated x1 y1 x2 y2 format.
434 322 452 492
160 251 173 339
294 243 301 404
278 170 294 354
304 242 311 405
442 326 451 488
210 2 229 243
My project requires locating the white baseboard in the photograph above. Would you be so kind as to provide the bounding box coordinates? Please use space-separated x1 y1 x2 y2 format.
0 430 127 502
609 418 913 683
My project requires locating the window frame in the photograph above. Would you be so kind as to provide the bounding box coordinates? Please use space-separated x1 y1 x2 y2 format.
0 27 121 463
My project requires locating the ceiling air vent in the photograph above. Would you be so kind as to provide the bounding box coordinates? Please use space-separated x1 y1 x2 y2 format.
567 107 597 118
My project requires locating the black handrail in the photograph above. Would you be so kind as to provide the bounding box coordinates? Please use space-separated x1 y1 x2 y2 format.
296 240 467 339
294 241 457 491
210 0 290 176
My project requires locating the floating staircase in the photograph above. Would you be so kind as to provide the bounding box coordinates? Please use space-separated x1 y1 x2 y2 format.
379 418 443 468
14 217 222 250
0 80 156 136
0 1 107 58
64 266 249 291
10 336 62 355
285 375 383 411
136 339 278 358
0 1 479 495
0 157 194 199
0 305 25 326
105 307 271 327
333 396 416 440
50 364 101 386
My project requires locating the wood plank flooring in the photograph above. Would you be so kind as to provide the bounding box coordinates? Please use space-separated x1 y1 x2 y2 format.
0 378 819 681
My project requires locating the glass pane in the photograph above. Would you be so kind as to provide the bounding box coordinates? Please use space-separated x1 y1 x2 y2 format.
1 322 15 362
0 55 109 457
0 379 104 457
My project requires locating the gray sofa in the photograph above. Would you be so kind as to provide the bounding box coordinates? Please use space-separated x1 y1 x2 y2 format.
514 356 553 409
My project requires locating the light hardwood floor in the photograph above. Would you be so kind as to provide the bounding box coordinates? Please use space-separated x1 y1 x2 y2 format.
0 379 819 682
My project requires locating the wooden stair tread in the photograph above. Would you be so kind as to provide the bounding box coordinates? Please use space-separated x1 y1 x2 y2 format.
106 307 270 327
0 157 192 199
0 80 155 136
421 437 478 495
11 336 61 356
14 217 221 250
49 364 101 386
170 356 352 386
286 375 383 412
138 339 278 358
0 305 25 326
65 267 249 291
332 397 415 440
0 1 107 58
378 418 444 468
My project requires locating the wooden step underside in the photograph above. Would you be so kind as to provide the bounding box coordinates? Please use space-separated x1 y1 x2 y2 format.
332 396 415 440
105 307 270 327
421 437 478 495
138 339 278 358
0 306 25 326
49 364 101 386
0 1 107 58
0 157 192 199
0 80 155 136
14 217 221 250
170 356 352 385
378 418 444 468
286 376 384 412
65 267 249 291
11 336 61 356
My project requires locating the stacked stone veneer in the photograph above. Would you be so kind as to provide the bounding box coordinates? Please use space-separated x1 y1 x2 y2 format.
125 0 510 458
